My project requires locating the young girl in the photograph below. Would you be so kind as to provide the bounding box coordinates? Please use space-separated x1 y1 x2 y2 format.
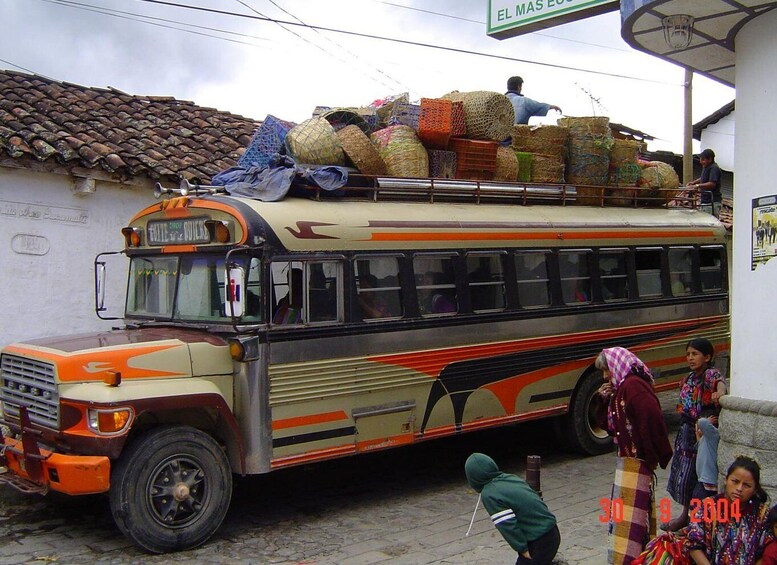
685 456 773 564
663 338 727 531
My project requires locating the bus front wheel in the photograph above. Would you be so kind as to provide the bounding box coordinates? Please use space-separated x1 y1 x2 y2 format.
109 425 233 553
564 371 613 455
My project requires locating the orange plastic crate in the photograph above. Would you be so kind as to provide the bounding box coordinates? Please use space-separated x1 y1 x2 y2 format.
418 98 466 148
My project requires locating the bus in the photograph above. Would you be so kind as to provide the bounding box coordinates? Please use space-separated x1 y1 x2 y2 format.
0 179 729 553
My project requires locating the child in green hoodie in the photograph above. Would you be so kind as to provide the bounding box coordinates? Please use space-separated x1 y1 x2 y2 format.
465 453 560 564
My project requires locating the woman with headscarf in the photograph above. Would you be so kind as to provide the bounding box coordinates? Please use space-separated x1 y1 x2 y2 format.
593 347 673 565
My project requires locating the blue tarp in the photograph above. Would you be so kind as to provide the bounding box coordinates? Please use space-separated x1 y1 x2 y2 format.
211 156 348 201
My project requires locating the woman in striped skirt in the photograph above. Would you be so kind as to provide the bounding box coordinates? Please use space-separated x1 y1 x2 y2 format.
662 338 727 532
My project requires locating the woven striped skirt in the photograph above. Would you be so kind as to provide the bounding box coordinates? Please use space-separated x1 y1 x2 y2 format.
608 456 656 565
666 421 698 505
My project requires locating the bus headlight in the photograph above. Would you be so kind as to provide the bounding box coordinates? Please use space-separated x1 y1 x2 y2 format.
87 408 133 435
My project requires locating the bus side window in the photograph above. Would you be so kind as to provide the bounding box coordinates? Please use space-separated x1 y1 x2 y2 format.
635 248 663 298
355 256 403 320
515 251 551 308
700 246 724 292
559 250 592 304
466 253 505 312
669 247 693 296
308 261 341 323
414 254 458 316
599 249 628 302
271 261 304 325
243 257 262 321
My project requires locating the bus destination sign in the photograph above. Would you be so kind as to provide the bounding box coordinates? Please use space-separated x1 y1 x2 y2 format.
147 218 210 245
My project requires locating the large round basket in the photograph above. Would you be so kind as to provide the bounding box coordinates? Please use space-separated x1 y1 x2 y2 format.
442 91 513 141
558 116 610 138
566 136 613 186
372 126 428 178
512 125 568 159
494 145 519 182
285 117 345 165
336 125 387 175
608 139 643 186
637 161 679 206
321 108 373 134
531 154 565 183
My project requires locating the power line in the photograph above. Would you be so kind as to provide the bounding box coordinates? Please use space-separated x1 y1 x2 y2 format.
44 0 270 47
234 0 409 94
0 58 56 80
133 0 681 86
374 1 635 54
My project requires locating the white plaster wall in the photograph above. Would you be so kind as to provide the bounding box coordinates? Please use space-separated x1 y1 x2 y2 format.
732 9 777 399
700 112 735 172
0 166 155 345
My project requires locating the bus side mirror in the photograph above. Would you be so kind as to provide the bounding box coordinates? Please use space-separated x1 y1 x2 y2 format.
225 266 245 318
95 261 107 312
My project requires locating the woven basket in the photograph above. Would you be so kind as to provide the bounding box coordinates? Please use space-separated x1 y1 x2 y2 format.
574 185 607 206
558 116 611 138
531 154 565 183
428 150 457 178
285 117 345 165
442 90 514 141
494 146 519 182
608 139 642 186
637 161 679 206
512 125 568 159
336 125 387 175
372 126 428 178
607 186 637 207
566 135 614 186
320 108 373 134
370 125 418 149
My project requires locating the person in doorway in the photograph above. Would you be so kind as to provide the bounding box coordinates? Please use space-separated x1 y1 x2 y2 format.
684 456 772 565
686 148 723 217
464 453 560 565
662 338 727 532
593 347 673 564
505 76 562 125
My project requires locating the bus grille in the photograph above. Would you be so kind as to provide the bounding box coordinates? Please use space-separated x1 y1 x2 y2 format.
0 354 59 429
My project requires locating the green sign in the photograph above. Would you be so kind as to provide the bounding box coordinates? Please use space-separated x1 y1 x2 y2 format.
487 0 619 39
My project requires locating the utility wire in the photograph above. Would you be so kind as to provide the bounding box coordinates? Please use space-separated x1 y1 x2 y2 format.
0 58 56 80
133 0 681 86
374 1 635 54
263 0 411 93
44 0 270 47
234 0 409 94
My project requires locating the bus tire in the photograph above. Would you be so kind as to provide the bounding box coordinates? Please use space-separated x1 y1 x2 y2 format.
109 425 233 553
564 371 613 455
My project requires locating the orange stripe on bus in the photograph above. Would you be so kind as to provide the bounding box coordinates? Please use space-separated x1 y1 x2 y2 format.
271 445 356 469
272 410 350 431
369 230 715 242
369 317 723 377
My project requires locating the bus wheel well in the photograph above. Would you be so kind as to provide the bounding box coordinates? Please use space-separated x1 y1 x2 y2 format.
126 408 239 471
560 365 613 456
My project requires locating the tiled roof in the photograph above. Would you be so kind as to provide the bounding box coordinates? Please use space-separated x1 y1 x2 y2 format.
0 70 261 183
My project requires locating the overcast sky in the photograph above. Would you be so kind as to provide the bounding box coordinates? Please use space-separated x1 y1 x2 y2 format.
1 0 734 152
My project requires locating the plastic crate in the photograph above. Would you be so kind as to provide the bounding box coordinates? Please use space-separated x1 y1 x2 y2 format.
238 115 296 169
388 103 421 129
514 151 532 182
449 138 498 176
428 150 457 179
418 98 466 149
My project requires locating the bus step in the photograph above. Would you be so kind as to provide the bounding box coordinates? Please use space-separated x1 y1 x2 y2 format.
0 470 48 495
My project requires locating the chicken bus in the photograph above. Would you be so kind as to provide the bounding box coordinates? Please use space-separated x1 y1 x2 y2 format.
0 178 729 552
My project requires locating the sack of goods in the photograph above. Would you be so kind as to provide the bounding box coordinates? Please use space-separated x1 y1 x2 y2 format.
637 160 679 206
285 117 346 166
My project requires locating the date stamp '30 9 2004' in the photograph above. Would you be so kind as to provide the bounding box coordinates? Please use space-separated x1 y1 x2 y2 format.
599 497 742 524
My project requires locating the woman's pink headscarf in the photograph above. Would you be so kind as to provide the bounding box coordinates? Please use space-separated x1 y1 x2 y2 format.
602 347 653 390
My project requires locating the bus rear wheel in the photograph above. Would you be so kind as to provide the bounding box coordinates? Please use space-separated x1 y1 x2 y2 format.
564 371 613 455
109 426 233 553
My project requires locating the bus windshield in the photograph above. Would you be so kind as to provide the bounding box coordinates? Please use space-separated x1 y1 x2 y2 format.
126 254 261 322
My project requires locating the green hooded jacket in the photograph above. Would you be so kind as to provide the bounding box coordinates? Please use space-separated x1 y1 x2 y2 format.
464 453 557 553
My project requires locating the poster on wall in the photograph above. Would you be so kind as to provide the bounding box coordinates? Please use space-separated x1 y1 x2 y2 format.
752 195 777 270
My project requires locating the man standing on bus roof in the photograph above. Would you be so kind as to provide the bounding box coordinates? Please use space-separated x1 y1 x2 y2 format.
465 453 560 564
686 148 722 217
506 76 562 125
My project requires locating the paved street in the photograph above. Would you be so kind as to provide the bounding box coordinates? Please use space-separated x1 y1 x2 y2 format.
0 392 682 565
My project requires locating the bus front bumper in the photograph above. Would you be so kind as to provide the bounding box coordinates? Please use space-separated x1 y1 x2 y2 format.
0 434 110 496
